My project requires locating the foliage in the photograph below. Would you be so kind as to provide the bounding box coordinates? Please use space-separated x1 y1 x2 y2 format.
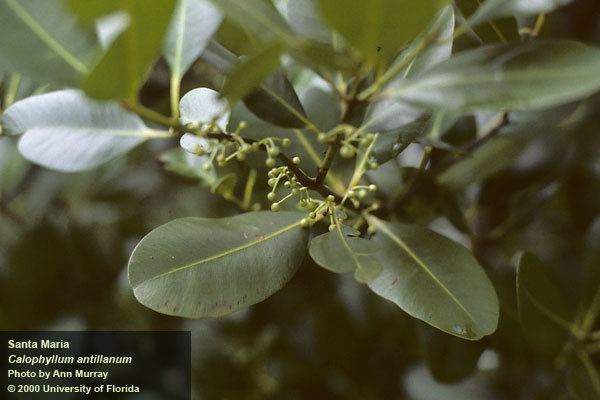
1 0 600 397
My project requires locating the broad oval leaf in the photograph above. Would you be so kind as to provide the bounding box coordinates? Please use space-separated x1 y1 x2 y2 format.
366 216 499 340
0 0 99 85
316 0 449 65
180 133 209 155
75 0 177 100
2 89 151 172
179 87 229 130
388 40 600 112
128 211 309 318
516 252 573 355
163 0 222 79
309 225 383 283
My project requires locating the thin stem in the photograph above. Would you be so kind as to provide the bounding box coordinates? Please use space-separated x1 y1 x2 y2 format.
315 135 342 186
467 112 510 153
170 74 181 119
143 129 176 139
292 129 345 193
123 101 177 127
342 134 379 205
243 169 257 209
260 85 320 135
532 13 546 37
124 101 369 209
203 129 343 203
4 74 21 109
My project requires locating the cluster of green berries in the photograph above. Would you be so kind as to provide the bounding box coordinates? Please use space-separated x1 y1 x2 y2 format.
299 195 336 228
267 164 308 212
316 126 379 165
265 138 292 167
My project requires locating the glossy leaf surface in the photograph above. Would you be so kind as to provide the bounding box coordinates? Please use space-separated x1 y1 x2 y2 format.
128 211 309 318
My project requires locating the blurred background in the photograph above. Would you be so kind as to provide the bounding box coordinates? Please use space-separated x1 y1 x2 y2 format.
1 0 600 399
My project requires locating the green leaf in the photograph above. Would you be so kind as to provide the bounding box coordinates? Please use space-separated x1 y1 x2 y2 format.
201 41 309 128
77 0 177 100
2 89 157 172
210 0 354 75
159 147 216 184
210 173 237 197
179 87 230 130
179 133 209 155
0 138 28 195
309 224 383 283
391 5 456 80
362 6 454 140
471 0 573 25
210 0 291 45
516 252 573 355
370 116 431 164
387 40 600 112
439 135 527 190
222 42 285 104
164 0 222 79
286 0 331 43
128 211 309 318
243 71 308 129
0 0 98 85
200 40 236 73
438 105 580 190
316 0 449 65
365 216 499 340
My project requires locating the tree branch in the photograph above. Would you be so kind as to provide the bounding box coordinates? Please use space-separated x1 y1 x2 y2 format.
315 135 341 186
202 130 344 203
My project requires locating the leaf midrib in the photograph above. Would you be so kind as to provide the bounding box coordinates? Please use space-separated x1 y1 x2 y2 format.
171 0 188 77
134 219 303 286
335 225 373 273
519 281 577 334
29 126 152 138
389 65 600 98
370 217 478 324
5 0 89 74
